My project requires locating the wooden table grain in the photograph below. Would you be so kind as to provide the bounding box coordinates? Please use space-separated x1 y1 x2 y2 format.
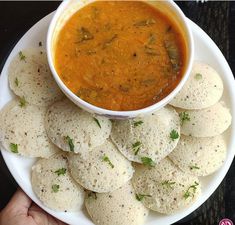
0 1 234 224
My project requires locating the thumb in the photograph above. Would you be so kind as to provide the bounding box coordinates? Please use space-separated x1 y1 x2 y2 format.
5 188 32 215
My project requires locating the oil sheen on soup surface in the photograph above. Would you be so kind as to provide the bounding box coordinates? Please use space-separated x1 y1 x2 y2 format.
55 1 187 111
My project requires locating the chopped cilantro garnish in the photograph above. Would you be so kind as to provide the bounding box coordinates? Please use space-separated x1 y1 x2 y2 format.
10 143 18 153
161 180 176 189
135 194 151 201
179 112 190 126
19 51 26 61
102 155 114 168
15 78 19 87
65 136 74 152
141 157 155 167
194 73 202 80
132 141 142 155
19 96 27 107
54 168 67 176
170 129 179 141
93 118 101 128
183 181 199 199
189 165 200 170
133 120 143 127
52 184 60 193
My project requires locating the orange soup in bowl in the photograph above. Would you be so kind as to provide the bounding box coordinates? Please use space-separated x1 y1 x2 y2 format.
54 1 187 111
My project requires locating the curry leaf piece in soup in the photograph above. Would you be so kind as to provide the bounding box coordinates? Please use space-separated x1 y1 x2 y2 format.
147 33 156 45
144 45 159 56
102 34 118 49
79 27 94 42
164 40 180 72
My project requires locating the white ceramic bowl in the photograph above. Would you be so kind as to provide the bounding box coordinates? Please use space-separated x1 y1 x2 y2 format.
47 0 194 118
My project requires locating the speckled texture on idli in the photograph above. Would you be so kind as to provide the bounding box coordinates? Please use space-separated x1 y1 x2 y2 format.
85 182 148 225
68 140 134 193
0 99 58 158
8 48 63 106
31 153 85 211
169 135 226 176
169 62 223 110
45 99 112 154
111 106 180 163
132 158 201 214
179 102 231 137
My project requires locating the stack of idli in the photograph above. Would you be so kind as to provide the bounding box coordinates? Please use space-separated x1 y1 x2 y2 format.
0 47 63 158
169 61 231 177
0 48 232 225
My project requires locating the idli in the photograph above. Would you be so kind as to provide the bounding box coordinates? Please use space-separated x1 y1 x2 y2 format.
0 99 58 158
68 140 134 193
45 99 112 154
31 153 85 211
111 106 180 163
132 158 201 214
8 48 63 106
180 102 231 137
85 182 148 225
170 62 223 109
169 135 226 176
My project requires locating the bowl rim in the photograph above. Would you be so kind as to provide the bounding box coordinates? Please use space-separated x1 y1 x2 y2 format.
47 0 194 117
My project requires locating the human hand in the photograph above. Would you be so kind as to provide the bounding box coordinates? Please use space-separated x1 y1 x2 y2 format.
0 188 66 225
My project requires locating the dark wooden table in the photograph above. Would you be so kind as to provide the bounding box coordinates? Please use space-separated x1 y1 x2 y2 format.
0 2 234 225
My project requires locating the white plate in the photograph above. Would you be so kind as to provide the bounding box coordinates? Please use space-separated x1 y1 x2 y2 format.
0 12 235 225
